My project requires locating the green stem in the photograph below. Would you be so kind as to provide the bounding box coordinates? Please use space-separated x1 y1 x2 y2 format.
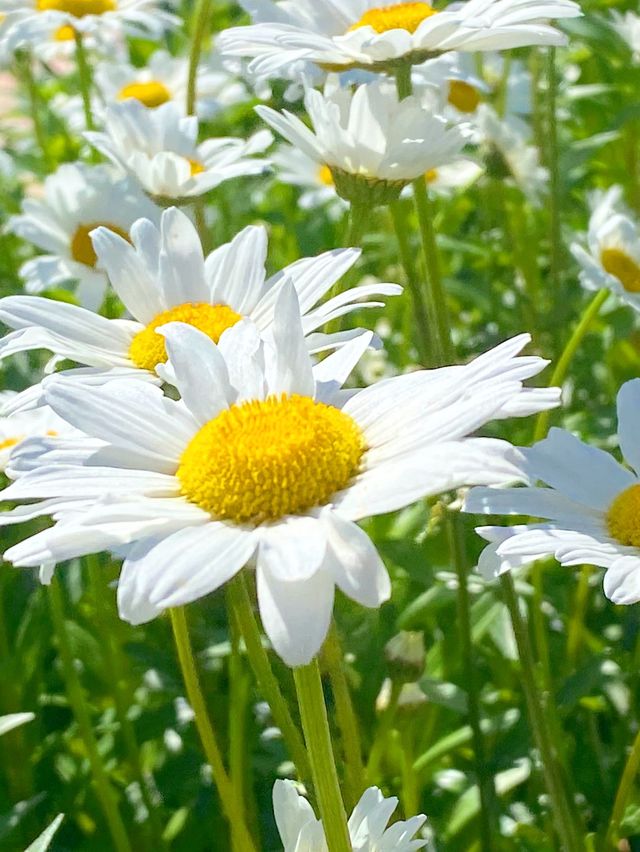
604 727 640 849
18 53 52 169
366 680 401 784
293 661 351 852
545 48 562 298
169 607 256 851
347 202 369 247
186 0 212 116
566 565 594 669
533 289 608 443
321 622 366 810
500 575 583 851
227 614 253 852
49 577 132 852
225 573 312 789
449 514 496 852
73 31 95 133
389 201 432 364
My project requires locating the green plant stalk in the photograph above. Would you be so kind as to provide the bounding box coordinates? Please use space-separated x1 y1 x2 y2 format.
18 52 52 170
225 573 312 789
186 0 212 116
85 557 165 849
566 565 594 669
545 48 562 299
228 614 254 842
534 289 609 443
501 575 583 851
347 202 369 247
48 577 133 852
604 727 640 849
73 31 95 133
169 606 256 852
389 201 433 364
293 660 351 852
321 622 366 809
365 679 402 784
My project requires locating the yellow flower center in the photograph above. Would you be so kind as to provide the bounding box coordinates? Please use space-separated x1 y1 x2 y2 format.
70 222 129 268
54 23 76 40
118 80 172 109
425 168 438 183
188 158 205 176
177 394 365 524
448 80 480 113
349 2 437 34
601 248 640 293
0 437 20 452
37 0 116 17
607 484 640 547
318 164 335 187
129 302 242 372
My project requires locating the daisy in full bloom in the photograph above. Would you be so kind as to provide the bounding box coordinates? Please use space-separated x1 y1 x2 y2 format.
414 53 489 118
464 380 640 606
570 186 640 311
1 297 558 665
0 205 401 413
85 100 272 203
0 391 77 473
273 779 428 850
0 0 178 53
257 79 467 205
270 144 347 215
218 0 581 77
476 104 547 205
7 162 160 310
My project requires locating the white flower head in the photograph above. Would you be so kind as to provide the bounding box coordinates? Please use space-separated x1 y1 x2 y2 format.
0 395 77 473
570 186 640 310
7 162 160 310
84 100 272 203
476 104 547 205
273 779 428 850
270 144 347 216
218 0 581 77
464 379 640 606
413 53 489 118
0 206 401 412
1 305 557 665
0 0 178 53
257 79 467 205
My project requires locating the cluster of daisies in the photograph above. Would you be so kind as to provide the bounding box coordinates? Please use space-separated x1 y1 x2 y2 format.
4 0 640 847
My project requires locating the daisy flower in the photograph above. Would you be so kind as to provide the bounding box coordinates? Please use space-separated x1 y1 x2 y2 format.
0 205 401 413
273 779 428 850
257 79 466 205
0 391 77 473
414 53 489 117
464 380 640 606
476 104 547 205
85 100 272 204
7 162 160 310
0 0 178 53
270 144 347 215
1 298 558 665
570 186 640 311
218 0 581 77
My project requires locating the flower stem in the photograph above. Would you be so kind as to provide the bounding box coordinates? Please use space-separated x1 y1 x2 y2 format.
48 577 133 852
347 202 369 247
225 573 312 790
321 621 366 810
500 574 583 851
605 726 640 849
168 606 256 851
293 660 351 852
186 0 212 116
389 200 432 364
533 289 608 443
17 52 52 170
73 30 95 133
545 48 562 298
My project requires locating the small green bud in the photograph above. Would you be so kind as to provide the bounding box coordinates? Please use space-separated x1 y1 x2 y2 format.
384 630 426 684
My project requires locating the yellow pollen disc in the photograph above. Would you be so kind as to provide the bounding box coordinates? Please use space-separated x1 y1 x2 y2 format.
318 164 335 187
448 79 480 113
177 394 365 524
129 302 242 371
54 23 76 40
188 158 205 176
118 80 171 109
607 484 640 547
424 168 438 183
37 0 116 17
348 2 436 34
601 248 640 293
0 436 20 451
70 222 129 268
